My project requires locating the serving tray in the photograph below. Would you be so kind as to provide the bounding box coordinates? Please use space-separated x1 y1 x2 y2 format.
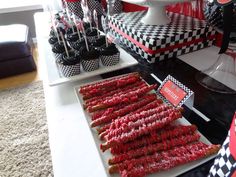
74 73 217 177
42 37 138 86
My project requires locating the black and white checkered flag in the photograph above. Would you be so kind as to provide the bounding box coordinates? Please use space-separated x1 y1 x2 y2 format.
208 112 236 177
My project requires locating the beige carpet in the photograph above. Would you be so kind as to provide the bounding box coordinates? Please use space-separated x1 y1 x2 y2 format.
0 81 53 177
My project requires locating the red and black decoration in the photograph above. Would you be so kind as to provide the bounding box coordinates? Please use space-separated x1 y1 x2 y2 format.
208 112 236 177
109 11 216 63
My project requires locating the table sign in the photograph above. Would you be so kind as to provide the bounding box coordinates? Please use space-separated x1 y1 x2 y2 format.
157 75 194 109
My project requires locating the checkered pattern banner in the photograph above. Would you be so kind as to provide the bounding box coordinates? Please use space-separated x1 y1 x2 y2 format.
208 136 236 177
208 112 236 177
109 11 216 63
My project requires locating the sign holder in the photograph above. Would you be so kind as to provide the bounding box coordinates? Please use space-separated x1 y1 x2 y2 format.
151 73 211 122
157 75 194 109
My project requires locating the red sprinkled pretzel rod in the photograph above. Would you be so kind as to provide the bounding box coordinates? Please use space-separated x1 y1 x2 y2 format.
100 110 183 152
109 142 207 174
110 125 198 155
99 101 165 140
85 81 147 107
87 84 158 113
112 142 210 173
109 142 220 177
104 105 174 140
79 72 140 95
92 88 157 122
83 79 146 102
97 99 163 135
91 104 126 121
84 83 148 110
108 133 200 165
90 94 158 127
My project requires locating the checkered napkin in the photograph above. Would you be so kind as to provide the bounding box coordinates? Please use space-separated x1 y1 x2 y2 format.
208 112 236 177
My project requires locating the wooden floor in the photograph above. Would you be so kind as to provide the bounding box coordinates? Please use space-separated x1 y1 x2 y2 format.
0 44 42 90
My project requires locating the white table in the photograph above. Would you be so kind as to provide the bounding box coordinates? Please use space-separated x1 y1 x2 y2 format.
35 12 107 177
35 12 233 177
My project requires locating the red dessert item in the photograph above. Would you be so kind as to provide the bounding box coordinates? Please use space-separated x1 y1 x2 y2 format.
110 125 197 154
109 142 220 177
97 99 163 135
104 106 176 140
87 84 157 113
90 94 158 127
100 110 182 152
79 73 140 95
108 133 200 165
85 80 147 109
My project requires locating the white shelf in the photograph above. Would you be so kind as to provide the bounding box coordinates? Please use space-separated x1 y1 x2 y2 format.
43 39 138 86
35 12 138 87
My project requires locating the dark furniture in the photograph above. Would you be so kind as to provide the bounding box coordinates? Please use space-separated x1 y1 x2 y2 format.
0 24 36 78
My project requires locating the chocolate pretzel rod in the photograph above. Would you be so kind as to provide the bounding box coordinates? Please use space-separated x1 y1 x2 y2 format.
85 80 146 107
100 110 183 152
79 72 140 95
110 125 197 155
90 94 157 127
97 99 163 135
108 133 200 165
87 84 157 113
104 107 175 141
84 81 147 109
109 142 220 176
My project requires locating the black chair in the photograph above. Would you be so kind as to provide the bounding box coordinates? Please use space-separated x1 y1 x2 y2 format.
0 24 36 78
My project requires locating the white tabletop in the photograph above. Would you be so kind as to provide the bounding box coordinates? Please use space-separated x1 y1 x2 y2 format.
35 12 107 177
35 12 234 177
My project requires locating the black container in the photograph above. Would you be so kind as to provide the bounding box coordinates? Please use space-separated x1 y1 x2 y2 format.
80 46 100 72
99 43 120 66
56 51 80 77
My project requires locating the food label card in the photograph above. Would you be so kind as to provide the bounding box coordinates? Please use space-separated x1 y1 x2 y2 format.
158 75 194 108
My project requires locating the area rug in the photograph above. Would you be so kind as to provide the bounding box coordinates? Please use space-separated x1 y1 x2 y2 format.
0 81 53 177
